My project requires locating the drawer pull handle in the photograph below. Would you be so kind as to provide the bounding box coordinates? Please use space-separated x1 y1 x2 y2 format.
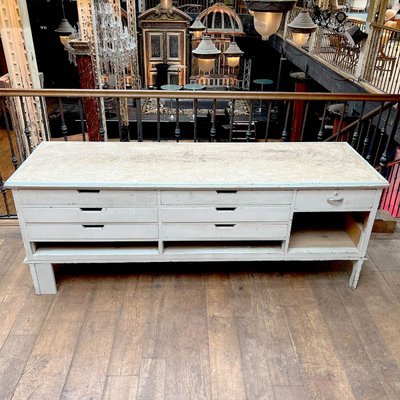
80 208 103 212
82 225 105 229
327 197 344 204
215 224 236 228
216 207 237 212
77 189 100 194
216 190 237 194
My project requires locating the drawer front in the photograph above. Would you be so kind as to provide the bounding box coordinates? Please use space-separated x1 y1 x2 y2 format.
162 223 288 240
162 206 291 223
21 207 158 223
25 224 158 241
161 190 293 205
294 189 376 211
18 190 157 207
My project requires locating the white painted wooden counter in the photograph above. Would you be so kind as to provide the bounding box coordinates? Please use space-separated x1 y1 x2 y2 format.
6 142 388 294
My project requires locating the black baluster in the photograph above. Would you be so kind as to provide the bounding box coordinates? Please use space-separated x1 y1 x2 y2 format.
1 99 18 170
116 99 123 141
78 99 86 141
0 172 10 217
351 101 365 149
361 120 372 156
20 98 32 155
229 99 235 143
317 102 328 141
264 101 272 142
210 99 217 142
58 97 68 141
193 97 198 142
136 98 143 142
282 101 292 142
365 102 385 160
336 101 347 142
246 100 254 142
379 105 400 178
39 96 50 141
157 98 161 142
300 101 309 142
99 112 105 142
175 98 180 142
373 107 392 166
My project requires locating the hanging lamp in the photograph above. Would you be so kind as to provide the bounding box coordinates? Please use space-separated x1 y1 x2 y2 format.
224 40 244 68
189 18 206 40
192 1 221 73
245 0 296 40
287 10 317 46
55 0 74 45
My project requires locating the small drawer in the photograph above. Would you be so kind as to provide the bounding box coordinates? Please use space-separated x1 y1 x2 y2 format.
161 206 291 223
17 189 157 207
294 189 376 211
161 190 293 205
162 222 288 240
21 207 158 223
25 223 158 241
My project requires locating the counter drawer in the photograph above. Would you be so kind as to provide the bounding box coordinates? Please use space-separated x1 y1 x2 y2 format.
17 189 157 207
26 223 158 241
161 190 293 205
21 207 158 223
162 223 288 240
161 206 291 223
294 189 376 211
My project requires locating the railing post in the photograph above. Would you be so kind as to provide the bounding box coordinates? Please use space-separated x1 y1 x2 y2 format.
210 99 217 142
58 98 68 141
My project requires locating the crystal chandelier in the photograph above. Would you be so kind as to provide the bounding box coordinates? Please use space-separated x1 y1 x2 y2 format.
95 0 137 87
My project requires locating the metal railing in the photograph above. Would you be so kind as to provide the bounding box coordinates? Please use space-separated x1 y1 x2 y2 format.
362 23 400 94
0 89 399 218
143 0 249 13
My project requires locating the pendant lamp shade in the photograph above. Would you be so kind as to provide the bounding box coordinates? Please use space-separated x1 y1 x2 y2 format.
190 18 206 40
245 0 296 40
193 35 221 73
287 10 317 46
224 41 244 67
55 18 74 36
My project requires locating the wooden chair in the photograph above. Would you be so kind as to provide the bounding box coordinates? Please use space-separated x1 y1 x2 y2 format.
375 21 397 77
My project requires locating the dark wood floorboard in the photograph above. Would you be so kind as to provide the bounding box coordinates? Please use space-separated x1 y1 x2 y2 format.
0 224 399 399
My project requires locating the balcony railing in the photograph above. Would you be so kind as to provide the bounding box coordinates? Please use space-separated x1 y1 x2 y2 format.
1 89 399 219
362 23 400 94
143 0 249 13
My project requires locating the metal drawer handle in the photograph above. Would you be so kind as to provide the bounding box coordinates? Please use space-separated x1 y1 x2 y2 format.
216 190 237 194
80 208 103 212
77 189 100 194
82 225 105 229
216 207 237 212
327 197 344 204
215 224 236 228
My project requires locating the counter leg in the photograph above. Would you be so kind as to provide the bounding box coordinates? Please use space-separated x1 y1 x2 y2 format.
349 259 364 289
29 263 57 294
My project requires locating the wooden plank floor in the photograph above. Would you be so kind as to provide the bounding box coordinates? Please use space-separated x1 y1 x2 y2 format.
0 223 400 400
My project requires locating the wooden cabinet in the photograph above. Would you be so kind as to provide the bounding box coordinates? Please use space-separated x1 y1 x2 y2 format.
6 142 388 294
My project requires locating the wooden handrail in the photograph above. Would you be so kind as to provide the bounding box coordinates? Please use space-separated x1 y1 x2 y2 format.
370 22 400 33
0 88 399 102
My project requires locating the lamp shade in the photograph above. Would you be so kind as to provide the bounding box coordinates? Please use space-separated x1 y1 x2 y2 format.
193 35 221 59
224 41 244 67
287 10 317 46
246 0 296 40
253 11 283 40
55 18 74 36
190 18 206 40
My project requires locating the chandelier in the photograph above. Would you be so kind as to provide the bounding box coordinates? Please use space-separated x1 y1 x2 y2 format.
95 0 137 85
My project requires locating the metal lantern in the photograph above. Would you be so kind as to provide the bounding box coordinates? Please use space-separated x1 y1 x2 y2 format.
189 18 206 40
224 41 244 68
245 0 296 40
55 18 74 45
287 10 317 46
193 35 221 73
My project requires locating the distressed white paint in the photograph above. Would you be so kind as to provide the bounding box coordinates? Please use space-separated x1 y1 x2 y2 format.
6 142 388 294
